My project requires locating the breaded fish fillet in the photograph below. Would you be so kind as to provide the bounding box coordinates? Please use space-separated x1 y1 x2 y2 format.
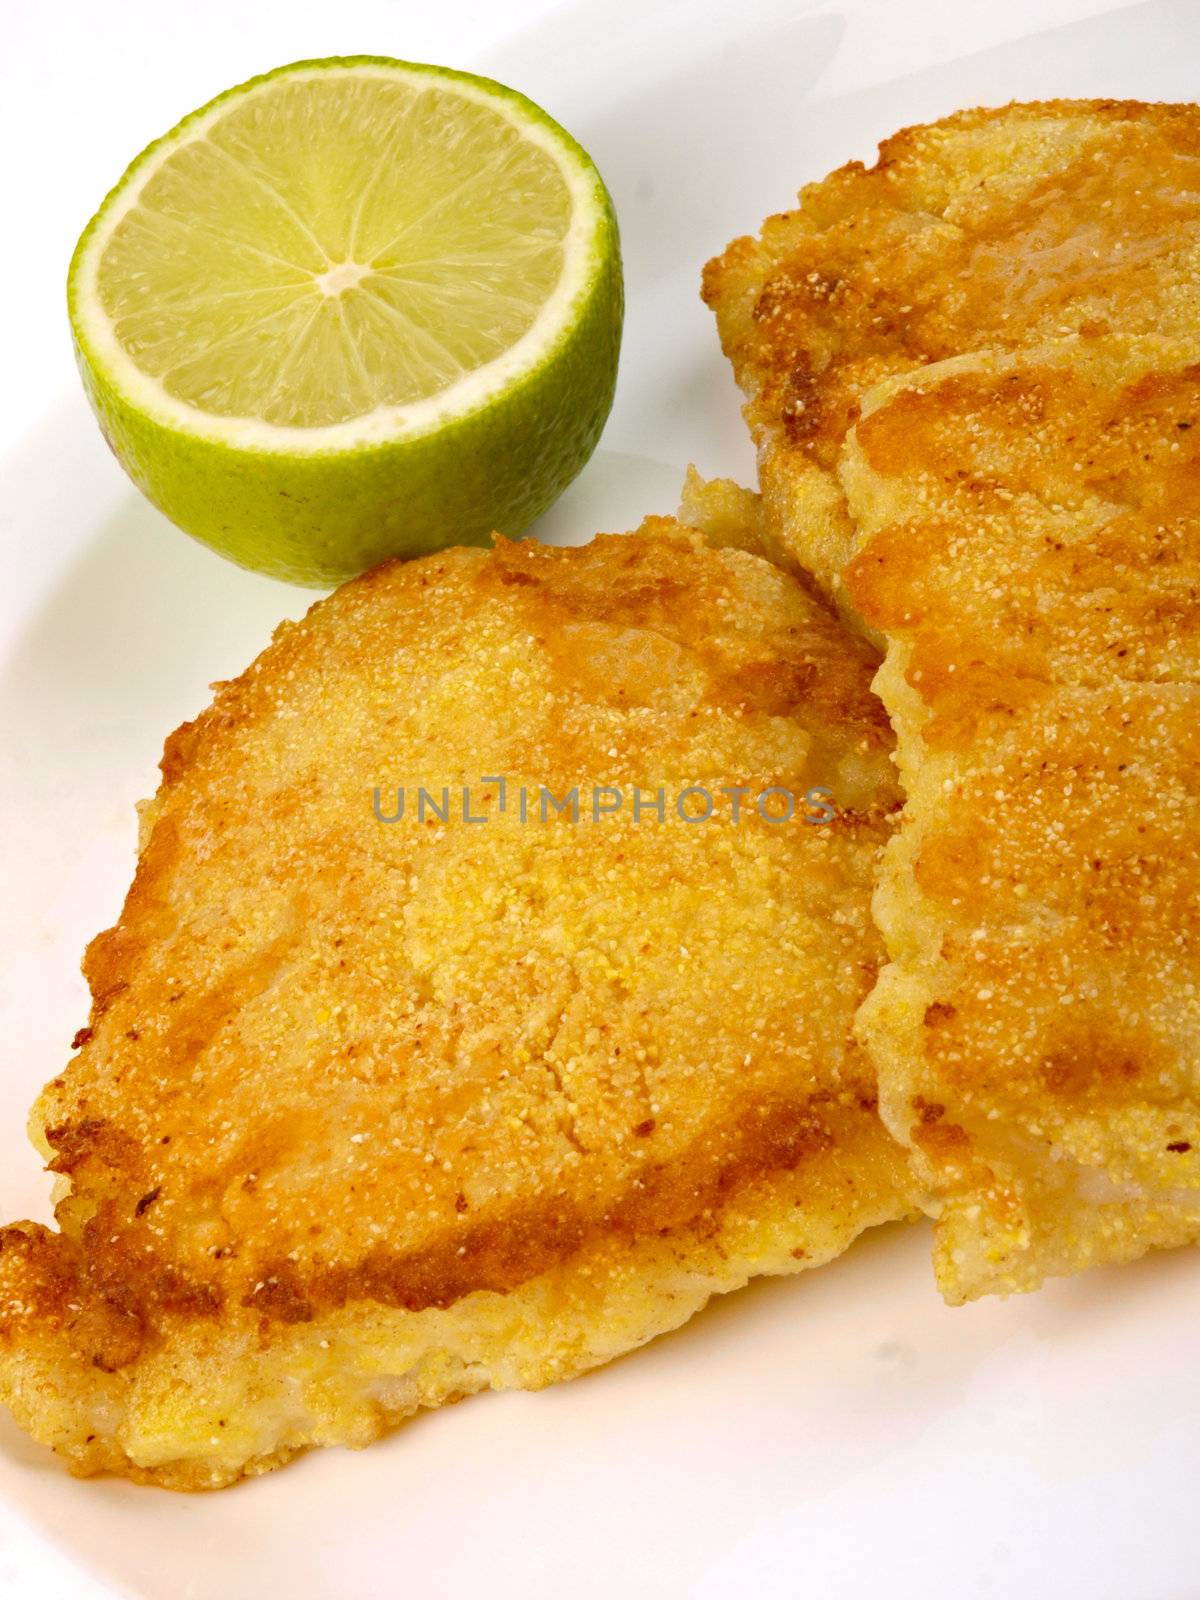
842 339 1200 1300
704 101 1200 1299
0 500 915 1488
703 99 1200 618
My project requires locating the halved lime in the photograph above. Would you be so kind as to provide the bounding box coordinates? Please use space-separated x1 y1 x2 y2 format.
68 56 622 584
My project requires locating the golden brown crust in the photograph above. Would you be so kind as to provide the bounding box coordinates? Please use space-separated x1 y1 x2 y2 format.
845 340 1200 1299
704 98 1200 610
704 99 1200 1298
0 505 915 1484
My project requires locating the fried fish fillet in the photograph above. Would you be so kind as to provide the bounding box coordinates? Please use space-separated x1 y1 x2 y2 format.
842 338 1200 1300
704 100 1200 1299
703 99 1200 619
0 501 915 1488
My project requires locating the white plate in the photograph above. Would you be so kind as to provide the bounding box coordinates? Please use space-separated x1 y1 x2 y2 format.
2 2 1198 1595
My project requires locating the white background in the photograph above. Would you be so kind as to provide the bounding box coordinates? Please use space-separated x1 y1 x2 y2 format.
3 2 1199 1596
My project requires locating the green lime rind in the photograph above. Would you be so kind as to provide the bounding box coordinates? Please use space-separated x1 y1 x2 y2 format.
68 56 623 586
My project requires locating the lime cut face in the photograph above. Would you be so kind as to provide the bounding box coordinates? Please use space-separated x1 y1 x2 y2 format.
96 75 575 427
69 58 623 583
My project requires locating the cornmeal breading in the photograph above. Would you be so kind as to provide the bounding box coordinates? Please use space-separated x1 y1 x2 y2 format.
704 100 1200 1300
0 500 914 1488
703 99 1200 618
843 340 1200 1301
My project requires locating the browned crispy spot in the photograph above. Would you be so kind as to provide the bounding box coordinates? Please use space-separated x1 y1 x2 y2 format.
1037 1021 1171 1107
0 1225 150 1372
45 1118 142 1180
912 1096 946 1124
910 1121 971 1160
243 1264 314 1325
290 1098 835 1319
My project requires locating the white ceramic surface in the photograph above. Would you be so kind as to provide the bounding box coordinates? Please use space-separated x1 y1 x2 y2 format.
2 2 1197 1594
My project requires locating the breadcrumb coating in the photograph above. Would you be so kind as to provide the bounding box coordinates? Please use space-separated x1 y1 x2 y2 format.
703 99 1200 620
845 340 1200 1300
0 495 915 1487
704 100 1200 1299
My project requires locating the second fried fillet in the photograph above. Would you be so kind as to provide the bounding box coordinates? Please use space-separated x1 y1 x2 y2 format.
705 100 1200 1298
841 338 1200 1300
0 496 915 1489
703 99 1200 617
